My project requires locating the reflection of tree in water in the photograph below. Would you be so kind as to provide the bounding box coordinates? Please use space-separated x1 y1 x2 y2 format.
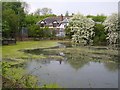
66 53 90 70
104 62 118 72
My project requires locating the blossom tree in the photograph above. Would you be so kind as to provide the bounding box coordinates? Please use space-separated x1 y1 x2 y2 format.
103 13 118 45
68 13 95 45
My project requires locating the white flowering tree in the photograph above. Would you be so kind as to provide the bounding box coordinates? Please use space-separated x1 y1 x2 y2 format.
103 13 118 46
68 13 95 45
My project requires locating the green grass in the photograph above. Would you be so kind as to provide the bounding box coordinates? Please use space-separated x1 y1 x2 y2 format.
42 83 61 88
2 40 60 88
2 40 58 60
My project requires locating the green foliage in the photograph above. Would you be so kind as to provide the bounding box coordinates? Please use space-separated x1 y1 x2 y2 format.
2 2 56 39
42 83 60 88
93 24 107 45
65 26 74 39
2 61 38 88
25 14 56 38
34 26 51 39
2 21 10 38
28 25 52 39
2 8 18 38
2 2 26 39
28 24 40 37
2 61 61 88
2 62 11 76
0 62 2 75
87 14 107 22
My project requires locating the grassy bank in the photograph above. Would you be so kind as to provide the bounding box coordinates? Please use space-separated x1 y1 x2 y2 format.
2 40 58 60
2 40 60 88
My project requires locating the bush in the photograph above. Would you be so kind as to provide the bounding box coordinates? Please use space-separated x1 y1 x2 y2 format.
67 13 95 45
65 26 74 39
93 24 107 45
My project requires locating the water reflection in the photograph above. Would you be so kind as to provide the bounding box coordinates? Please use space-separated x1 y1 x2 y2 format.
104 62 118 72
26 59 118 88
24 42 118 88
59 59 62 64
67 56 90 70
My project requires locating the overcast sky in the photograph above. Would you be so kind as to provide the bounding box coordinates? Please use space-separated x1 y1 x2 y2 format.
23 0 119 16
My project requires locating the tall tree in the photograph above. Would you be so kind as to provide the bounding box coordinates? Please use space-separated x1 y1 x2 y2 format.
2 8 18 38
2 1 26 39
40 8 52 15
65 11 69 16
21 2 29 14
34 8 41 15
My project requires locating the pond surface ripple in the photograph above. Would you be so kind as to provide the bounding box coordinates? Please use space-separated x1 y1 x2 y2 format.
25 42 118 88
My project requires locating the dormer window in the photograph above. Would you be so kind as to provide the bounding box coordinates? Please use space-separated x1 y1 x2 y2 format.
40 21 45 27
53 21 58 27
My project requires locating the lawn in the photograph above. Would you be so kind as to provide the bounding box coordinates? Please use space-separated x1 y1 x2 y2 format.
2 40 58 60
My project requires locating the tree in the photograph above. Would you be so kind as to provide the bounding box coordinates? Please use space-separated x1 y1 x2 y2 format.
87 14 106 22
21 2 29 14
68 13 95 45
30 25 52 39
103 13 118 46
40 8 52 15
2 20 10 38
2 9 18 39
65 11 69 16
34 8 41 15
25 14 56 37
2 1 26 39
93 24 107 45
65 26 74 39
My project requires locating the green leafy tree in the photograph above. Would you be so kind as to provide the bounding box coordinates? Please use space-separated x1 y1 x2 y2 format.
31 25 52 39
65 26 74 39
93 24 107 45
21 2 29 14
2 1 26 39
87 14 106 22
2 21 10 38
2 8 18 39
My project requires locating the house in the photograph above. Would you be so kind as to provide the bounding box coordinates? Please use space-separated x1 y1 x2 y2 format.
36 14 70 37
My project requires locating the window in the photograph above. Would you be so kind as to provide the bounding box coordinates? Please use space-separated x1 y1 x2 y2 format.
53 21 58 27
40 21 45 27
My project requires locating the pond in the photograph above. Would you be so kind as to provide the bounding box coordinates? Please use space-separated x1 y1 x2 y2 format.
24 42 118 88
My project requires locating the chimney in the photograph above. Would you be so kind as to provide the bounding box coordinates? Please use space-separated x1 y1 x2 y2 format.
60 14 63 21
